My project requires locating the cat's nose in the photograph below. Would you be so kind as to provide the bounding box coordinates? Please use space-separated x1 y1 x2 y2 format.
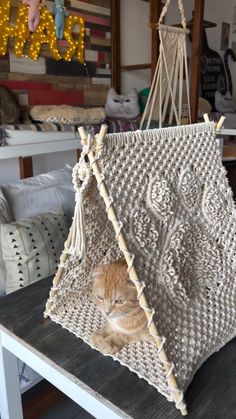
105 310 111 316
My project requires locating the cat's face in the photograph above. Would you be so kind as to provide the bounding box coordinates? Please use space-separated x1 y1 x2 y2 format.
105 87 140 119
91 259 138 319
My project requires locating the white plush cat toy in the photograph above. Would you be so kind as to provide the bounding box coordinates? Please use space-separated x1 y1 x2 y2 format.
105 87 140 119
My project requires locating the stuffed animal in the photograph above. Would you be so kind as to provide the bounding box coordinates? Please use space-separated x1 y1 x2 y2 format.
105 88 140 119
52 0 69 40
23 0 43 32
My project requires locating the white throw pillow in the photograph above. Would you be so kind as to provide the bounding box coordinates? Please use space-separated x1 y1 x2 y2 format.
0 188 12 295
2 166 75 223
0 210 68 294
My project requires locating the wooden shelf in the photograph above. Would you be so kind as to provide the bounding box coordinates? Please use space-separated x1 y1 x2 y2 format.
121 64 151 71
0 139 81 160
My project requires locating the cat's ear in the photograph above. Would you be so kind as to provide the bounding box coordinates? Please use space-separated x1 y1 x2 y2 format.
92 266 103 279
107 87 117 98
128 88 138 100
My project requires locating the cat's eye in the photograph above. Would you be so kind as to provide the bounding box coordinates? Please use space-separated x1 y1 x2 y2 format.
97 295 104 301
115 299 123 305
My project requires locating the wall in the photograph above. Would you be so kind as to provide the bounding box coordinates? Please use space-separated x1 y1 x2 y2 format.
0 0 111 107
121 1 236 110
0 0 111 185
160 1 236 107
120 0 194 94
0 150 77 185
120 0 151 94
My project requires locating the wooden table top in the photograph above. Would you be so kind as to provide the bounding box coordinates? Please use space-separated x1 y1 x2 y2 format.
0 277 235 419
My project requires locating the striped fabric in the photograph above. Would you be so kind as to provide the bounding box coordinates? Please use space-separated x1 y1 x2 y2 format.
106 116 142 133
1 116 142 138
2 122 103 133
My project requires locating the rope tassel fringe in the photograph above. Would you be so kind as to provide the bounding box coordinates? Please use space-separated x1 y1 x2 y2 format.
67 190 86 258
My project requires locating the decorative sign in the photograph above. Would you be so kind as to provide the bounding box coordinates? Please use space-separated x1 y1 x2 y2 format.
0 1 85 62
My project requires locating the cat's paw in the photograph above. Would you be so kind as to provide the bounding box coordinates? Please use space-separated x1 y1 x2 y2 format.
99 340 121 355
89 332 105 349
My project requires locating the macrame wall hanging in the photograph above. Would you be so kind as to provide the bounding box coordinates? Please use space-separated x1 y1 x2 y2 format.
140 0 191 129
45 117 234 416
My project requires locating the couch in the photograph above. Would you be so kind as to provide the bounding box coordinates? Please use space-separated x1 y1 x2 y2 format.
0 165 75 391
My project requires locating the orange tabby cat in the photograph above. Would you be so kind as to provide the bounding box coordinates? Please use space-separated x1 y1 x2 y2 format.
90 259 153 355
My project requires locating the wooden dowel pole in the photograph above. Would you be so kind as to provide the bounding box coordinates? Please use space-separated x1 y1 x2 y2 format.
203 113 210 123
216 116 225 131
203 113 225 132
96 124 108 148
44 229 73 316
53 231 72 287
78 126 187 416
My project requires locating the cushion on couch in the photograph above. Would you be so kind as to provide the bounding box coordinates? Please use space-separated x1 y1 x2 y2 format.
2 166 75 223
0 167 74 391
0 210 68 294
0 188 13 295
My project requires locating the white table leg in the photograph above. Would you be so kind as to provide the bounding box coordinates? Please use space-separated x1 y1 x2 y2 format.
0 335 23 419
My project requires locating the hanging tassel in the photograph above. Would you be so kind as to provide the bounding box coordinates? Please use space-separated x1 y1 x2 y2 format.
66 128 94 258
66 158 91 258
67 189 86 258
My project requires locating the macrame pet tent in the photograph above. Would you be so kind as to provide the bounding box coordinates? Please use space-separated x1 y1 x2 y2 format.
45 119 236 415
140 0 191 129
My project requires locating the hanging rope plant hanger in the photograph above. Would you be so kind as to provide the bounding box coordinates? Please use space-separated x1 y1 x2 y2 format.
140 0 191 129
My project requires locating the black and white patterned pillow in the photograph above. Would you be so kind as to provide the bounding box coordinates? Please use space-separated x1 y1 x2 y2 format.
0 210 68 294
0 188 12 295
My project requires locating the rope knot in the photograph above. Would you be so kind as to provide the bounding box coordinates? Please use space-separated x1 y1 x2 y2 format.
80 132 94 157
78 162 90 181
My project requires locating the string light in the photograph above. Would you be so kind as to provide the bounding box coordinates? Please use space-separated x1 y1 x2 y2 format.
0 0 12 56
29 7 61 60
0 2 85 62
0 2 29 57
62 15 85 62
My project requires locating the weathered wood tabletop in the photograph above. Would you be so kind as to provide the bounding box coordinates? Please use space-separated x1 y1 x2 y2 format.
0 277 235 419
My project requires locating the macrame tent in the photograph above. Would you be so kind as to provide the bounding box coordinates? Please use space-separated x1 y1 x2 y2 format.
140 0 191 129
45 120 236 415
